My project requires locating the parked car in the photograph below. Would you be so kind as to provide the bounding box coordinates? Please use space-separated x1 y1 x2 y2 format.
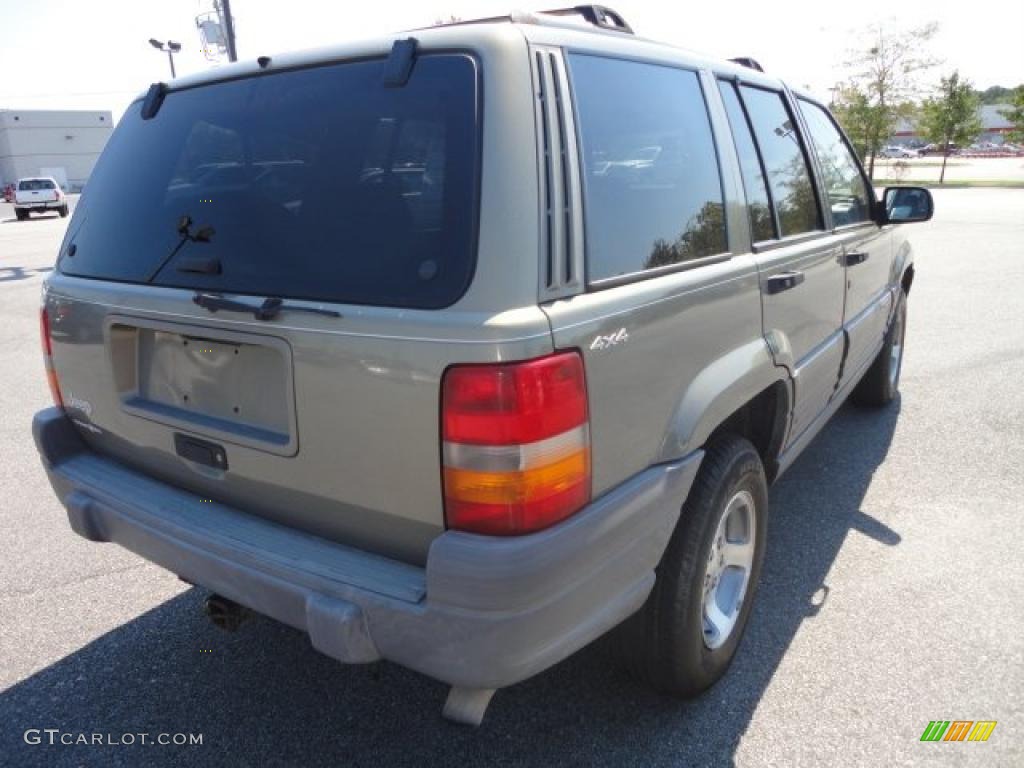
32 6 932 726
920 142 958 156
880 145 919 159
13 177 68 220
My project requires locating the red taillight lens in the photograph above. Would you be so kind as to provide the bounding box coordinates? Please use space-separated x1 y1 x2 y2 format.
443 353 588 445
40 308 64 409
442 351 590 535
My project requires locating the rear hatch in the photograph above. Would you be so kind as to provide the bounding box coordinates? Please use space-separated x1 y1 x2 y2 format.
45 50 496 564
17 178 59 204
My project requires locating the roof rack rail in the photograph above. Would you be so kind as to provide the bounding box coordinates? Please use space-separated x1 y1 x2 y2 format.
729 57 764 72
414 5 634 36
538 6 633 34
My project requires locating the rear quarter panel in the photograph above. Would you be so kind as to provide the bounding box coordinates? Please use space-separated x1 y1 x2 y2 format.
543 255 773 496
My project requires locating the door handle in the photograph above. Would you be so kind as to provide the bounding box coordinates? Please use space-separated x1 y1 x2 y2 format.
764 271 805 295
842 251 869 267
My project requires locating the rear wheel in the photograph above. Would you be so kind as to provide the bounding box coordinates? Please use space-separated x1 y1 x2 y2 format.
15 209 28 221
59 205 69 218
852 290 907 407
614 435 768 696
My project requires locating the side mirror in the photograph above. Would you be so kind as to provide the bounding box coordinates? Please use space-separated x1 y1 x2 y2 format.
882 186 934 224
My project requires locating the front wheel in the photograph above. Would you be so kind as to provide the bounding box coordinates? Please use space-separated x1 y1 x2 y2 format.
852 290 907 407
614 435 768 696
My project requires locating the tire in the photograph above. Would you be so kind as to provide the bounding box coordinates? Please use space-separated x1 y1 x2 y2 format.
15 209 28 221
59 205 69 218
614 435 768 696
852 290 907 407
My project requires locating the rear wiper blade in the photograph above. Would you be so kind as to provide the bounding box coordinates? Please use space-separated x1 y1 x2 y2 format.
192 292 341 321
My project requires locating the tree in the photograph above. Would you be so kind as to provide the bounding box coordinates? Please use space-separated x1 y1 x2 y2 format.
1000 86 1024 143
918 71 983 183
832 82 890 163
840 22 941 178
977 85 1020 106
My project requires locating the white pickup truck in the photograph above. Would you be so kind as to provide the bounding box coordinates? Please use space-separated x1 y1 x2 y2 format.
14 177 68 220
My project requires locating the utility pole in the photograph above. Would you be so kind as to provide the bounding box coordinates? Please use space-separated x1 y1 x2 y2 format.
218 0 238 62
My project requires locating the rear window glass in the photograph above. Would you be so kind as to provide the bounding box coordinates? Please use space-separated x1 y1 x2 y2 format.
60 55 480 309
569 55 726 282
19 179 55 190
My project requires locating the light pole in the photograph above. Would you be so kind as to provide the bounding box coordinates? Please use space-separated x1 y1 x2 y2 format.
829 83 842 108
149 38 182 78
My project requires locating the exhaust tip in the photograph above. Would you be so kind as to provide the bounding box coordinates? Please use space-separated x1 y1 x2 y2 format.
203 593 251 632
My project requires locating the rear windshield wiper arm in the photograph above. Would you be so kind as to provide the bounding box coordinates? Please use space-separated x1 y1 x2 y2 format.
192 292 341 320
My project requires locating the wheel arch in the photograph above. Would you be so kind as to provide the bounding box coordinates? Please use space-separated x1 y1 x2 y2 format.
894 236 914 296
901 262 915 295
657 338 791 483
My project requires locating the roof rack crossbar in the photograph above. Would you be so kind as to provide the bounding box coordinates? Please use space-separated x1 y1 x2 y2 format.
539 5 633 34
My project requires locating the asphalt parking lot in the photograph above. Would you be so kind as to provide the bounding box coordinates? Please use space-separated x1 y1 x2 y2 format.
1 190 1022 767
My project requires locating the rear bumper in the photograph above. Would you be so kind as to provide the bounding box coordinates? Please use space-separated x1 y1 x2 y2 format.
33 408 702 690
15 200 62 211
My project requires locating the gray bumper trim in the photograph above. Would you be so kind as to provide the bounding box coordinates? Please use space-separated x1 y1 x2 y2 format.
33 408 703 690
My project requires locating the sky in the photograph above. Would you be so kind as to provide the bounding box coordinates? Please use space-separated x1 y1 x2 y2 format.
1 0 1022 123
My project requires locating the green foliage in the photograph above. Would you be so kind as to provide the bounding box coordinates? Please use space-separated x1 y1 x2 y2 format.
832 84 882 161
918 71 984 182
838 22 940 177
832 85 915 163
919 71 983 146
999 87 1024 143
977 85 1022 105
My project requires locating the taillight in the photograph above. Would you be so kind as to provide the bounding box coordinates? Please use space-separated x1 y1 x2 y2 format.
40 308 64 409
441 351 591 535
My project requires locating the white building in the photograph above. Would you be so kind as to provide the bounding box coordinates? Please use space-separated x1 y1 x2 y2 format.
0 109 114 192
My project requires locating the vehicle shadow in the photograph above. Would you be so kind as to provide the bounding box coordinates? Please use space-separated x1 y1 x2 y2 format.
2 400 901 767
0 214 62 224
0 265 53 283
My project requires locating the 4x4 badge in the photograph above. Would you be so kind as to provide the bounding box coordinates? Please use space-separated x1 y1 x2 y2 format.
590 328 629 351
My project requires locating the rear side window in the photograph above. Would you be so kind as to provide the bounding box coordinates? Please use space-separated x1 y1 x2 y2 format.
738 86 821 238
797 99 871 227
717 81 775 242
19 179 55 190
60 55 480 309
569 55 726 282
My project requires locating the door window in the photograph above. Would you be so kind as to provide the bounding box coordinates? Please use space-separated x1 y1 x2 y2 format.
738 86 821 238
718 81 775 242
797 99 872 227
